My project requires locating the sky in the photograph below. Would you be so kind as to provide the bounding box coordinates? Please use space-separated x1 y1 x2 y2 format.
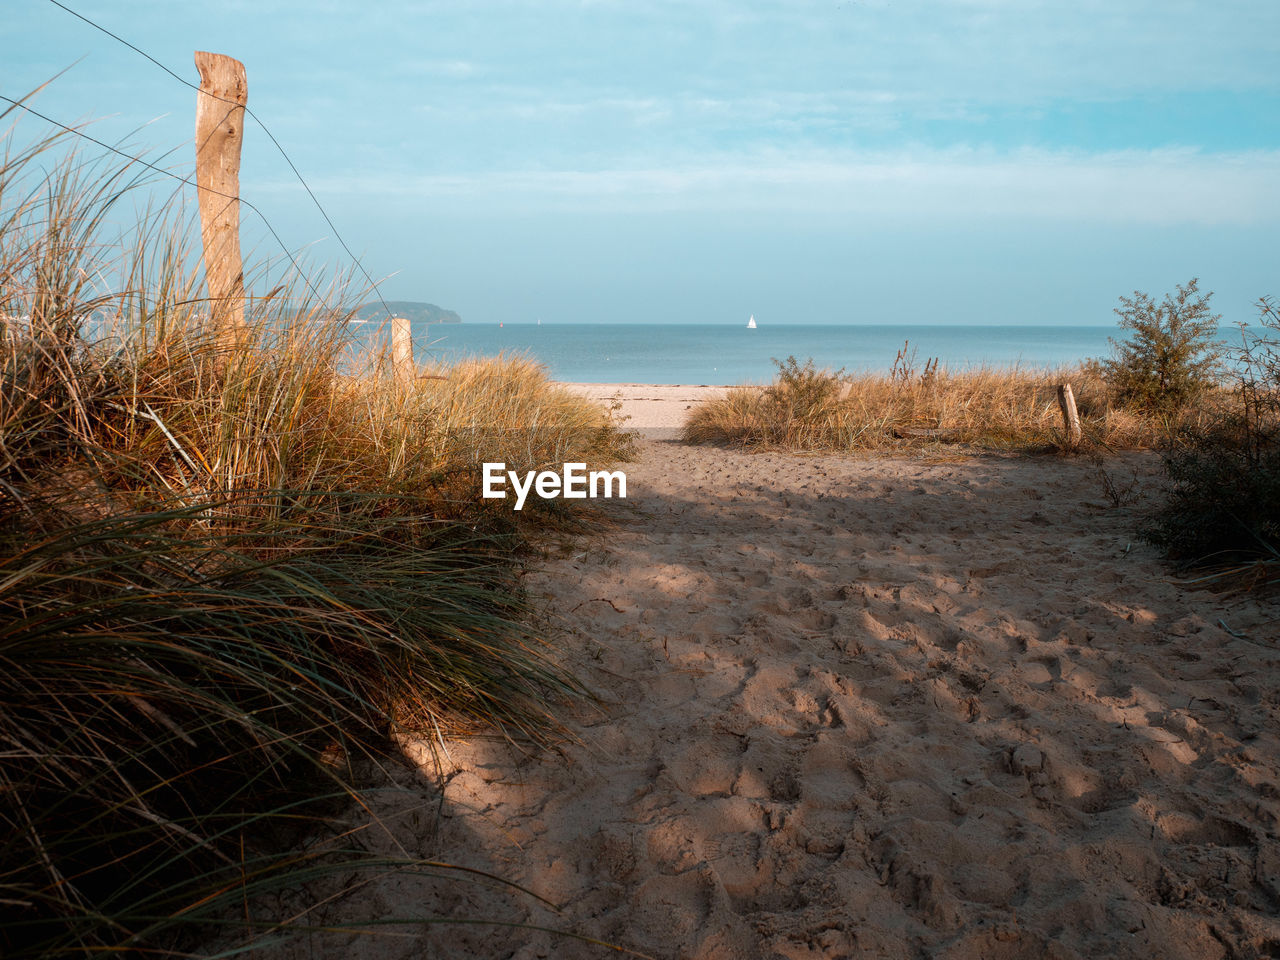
5 0 1280 325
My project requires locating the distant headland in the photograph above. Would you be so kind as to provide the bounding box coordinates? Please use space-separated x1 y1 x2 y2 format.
353 300 462 324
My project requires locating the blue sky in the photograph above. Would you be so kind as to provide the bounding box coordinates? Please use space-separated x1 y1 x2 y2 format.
5 0 1280 324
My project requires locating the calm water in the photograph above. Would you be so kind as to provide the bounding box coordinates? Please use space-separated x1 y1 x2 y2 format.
388 322 1122 384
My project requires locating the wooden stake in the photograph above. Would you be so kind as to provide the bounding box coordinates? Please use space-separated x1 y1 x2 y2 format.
194 51 247 340
391 317 413 384
1057 382 1082 451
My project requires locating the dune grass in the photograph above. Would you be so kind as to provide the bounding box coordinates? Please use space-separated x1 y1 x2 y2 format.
0 109 631 955
683 353 1221 452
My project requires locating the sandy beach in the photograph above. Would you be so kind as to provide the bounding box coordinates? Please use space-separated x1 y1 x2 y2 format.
268 385 1280 960
558 383 732 439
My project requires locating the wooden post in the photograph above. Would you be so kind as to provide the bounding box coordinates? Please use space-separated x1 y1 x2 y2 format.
1057 382 1082 451
391 317 413 384
194 51 248 340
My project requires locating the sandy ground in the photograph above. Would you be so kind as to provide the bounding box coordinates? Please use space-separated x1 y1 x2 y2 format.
260 387 1280 960
557 383 730 438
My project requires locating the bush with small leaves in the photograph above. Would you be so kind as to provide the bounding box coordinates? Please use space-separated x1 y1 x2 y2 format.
1101 278 1225 413
1146 296 1280 586
766 355 846 422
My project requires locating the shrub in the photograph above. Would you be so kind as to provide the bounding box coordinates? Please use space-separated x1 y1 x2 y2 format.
1101 277 1226 412
1146 297 1280 586
767 355 846 421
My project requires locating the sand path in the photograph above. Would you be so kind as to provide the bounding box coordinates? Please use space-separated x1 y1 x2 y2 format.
273 438 1280 960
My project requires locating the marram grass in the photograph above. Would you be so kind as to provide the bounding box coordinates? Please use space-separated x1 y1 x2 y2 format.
683 354 1225 452
0 497 572 956
0 105 631 956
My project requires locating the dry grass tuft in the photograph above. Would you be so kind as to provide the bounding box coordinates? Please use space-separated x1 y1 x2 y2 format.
0 106 630 956
683 354 1222 452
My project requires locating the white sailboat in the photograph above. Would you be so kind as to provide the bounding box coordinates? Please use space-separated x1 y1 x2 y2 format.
747 314 757 329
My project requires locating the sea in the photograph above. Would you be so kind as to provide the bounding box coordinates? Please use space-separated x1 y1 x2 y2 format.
362 322 1250 385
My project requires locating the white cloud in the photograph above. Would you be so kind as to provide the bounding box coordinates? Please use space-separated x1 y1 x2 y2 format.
283 147 1280 226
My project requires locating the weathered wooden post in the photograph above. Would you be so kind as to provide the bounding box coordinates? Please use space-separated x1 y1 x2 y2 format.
194 51 248 340
1057 382 1082 451
391 316 414 384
